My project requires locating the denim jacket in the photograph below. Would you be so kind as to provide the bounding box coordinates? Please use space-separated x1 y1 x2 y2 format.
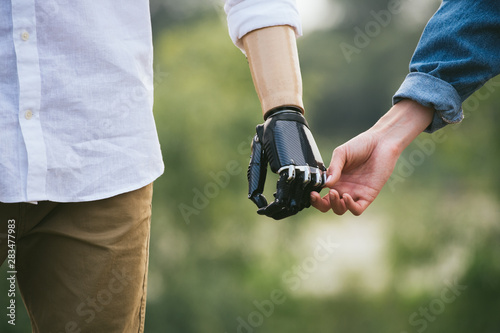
393 0 500 132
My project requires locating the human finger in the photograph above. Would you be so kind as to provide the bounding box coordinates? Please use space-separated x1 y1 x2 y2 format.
329 189 348 215
343 193 370 216
310 191 332 213
325 146 346 188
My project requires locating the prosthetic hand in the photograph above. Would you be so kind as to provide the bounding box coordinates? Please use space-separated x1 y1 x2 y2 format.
248 107 326 219
242 25 326 219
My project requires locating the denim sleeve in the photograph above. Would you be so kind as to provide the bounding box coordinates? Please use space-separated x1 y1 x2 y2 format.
393 0 500 132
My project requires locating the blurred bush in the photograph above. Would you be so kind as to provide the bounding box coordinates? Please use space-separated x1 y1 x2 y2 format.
2 1 500 332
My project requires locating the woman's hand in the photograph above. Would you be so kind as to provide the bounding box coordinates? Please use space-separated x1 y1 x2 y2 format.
311 99 435 215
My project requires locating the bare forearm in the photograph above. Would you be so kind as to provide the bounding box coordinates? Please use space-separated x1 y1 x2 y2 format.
242 25 304 118
371 99 434 154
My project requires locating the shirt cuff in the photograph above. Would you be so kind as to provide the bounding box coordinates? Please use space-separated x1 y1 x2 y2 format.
225 0 302 52
393 72 464 133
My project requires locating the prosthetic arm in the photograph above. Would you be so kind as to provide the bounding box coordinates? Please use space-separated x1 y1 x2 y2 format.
242 26 326 220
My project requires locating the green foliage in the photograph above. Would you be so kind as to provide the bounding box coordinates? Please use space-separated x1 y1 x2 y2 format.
143 5 500 331
2 1 500 332
144 3 500 332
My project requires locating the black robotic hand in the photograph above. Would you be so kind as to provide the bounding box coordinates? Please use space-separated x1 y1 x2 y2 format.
247 107 327 220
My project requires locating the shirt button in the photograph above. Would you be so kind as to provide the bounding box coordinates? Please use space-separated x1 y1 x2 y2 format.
21 31 30 41
25 110 33 120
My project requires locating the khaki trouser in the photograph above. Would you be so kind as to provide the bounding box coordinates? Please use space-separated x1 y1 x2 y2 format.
0 184 153 333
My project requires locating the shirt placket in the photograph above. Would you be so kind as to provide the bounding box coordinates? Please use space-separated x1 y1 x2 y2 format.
11 0 47 201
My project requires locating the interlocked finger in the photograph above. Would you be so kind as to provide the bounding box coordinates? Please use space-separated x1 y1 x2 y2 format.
256 166 326 220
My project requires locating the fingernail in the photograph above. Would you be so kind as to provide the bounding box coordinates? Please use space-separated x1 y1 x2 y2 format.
326 175 333 184
310 195 316 202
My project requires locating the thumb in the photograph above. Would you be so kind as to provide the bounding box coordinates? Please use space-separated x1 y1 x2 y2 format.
325 146 346 187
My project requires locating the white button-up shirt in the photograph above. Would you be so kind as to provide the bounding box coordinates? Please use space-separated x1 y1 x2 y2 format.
0 0 163 203
0 0 301 203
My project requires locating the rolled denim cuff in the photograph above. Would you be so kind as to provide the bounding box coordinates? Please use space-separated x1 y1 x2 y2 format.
393 72 464 133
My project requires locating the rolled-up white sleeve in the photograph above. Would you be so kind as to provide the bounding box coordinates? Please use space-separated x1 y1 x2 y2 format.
224 0 302 51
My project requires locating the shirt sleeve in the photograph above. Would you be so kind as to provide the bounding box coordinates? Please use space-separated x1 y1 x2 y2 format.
224 0 302 52
393 0 500 132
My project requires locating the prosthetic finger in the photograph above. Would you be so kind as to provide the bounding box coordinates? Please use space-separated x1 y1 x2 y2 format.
247 126 268 208
280 165 326 209
252 166 327 220
257 171 297 220
257 166 325 220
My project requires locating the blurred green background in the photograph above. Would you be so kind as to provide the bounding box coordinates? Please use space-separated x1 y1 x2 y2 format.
2 0 500 332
